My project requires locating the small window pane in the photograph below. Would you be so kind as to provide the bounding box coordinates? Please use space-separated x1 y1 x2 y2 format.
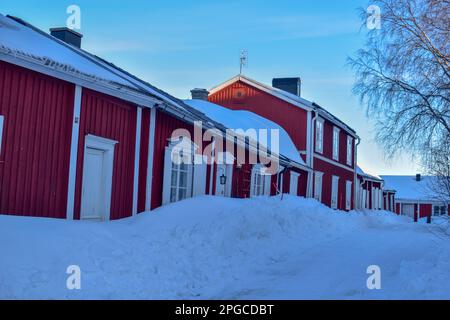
178 188 187 200
179 171 188 188
171 170 178 187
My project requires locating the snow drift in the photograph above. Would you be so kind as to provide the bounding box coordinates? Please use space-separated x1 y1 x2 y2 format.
0 196 449 299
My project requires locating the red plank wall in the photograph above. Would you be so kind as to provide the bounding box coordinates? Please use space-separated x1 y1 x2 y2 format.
419 204 432 218
209 81 309 153
313 157 354 210
0 61 74 218
74 89 137 220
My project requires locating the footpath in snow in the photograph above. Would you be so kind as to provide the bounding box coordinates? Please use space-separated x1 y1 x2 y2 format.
0 195 449 299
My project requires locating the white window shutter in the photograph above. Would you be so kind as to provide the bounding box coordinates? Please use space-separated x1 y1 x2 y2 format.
264 174 272 196
192 155 207 197
162 147 173 205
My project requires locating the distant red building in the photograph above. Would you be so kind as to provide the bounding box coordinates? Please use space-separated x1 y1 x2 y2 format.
209 75 358 210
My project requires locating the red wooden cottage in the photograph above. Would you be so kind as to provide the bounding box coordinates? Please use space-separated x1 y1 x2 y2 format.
356 165 394 211
381 175 449 221
209 75 359 211
0 14 307 221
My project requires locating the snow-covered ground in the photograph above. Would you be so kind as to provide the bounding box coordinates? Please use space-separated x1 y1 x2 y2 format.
0 196 449 300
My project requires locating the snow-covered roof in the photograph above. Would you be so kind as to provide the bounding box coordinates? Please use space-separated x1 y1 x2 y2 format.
380 176 445 202
183 99 306 167
357 165 382 182
209 75 357 136
0 14 189 112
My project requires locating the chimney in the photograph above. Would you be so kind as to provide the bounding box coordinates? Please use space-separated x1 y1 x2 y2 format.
272 77 301 97
416 174 421 182
50 27 83 48
191 88 209 101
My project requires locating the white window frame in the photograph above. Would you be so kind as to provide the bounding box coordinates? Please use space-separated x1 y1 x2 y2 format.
162 138 197 205
332 127 340 161
346 136 353 166
290 172 300 196
314 171 324 202
433 204 447 216
0 115 4 154
345 181 352 211
250 165 271 197
315 118 324 154
331 175 340 209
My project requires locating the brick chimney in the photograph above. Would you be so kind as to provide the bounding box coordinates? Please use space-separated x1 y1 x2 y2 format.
50 27 83 48
191 88 209 101
272 77 301 97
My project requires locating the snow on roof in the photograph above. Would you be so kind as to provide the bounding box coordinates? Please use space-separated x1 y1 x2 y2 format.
380 175 445 202
209 75 357 135
0 14 189 112
357 165 382 181
183 99 305 166
0 14 136 87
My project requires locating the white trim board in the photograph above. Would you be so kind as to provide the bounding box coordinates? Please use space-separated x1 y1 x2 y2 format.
132 107 142 215
145 107 157 211
66 85 82 220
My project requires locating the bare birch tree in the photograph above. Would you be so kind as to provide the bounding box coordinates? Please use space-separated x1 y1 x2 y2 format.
349 0 450 199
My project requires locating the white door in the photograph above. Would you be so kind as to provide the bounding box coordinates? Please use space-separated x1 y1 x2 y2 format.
331 176 339 209
402 204 415 218
81 148 106 220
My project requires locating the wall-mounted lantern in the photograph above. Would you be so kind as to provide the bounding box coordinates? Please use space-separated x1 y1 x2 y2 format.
220 174 227 185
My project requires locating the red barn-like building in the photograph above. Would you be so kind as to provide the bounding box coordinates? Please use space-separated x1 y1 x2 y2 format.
209 75 359 211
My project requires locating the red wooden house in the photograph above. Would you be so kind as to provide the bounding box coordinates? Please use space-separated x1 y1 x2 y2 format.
0 14 307 221
209 75 359 210
381 175 449 221
356 166 390 211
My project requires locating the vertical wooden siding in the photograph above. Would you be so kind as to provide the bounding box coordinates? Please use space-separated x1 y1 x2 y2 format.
0 61 74 218
74 89 137 220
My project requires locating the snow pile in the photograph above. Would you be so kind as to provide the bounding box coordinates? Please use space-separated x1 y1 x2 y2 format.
0 196 449 299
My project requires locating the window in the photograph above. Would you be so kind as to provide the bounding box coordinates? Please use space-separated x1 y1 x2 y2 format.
170 153 189 203
0 115 3 154
314 172 323 202
251 165 267 197
345 181 352 210
433 205 447 216
332 127 340 161
315 118 324 153
346 136 353 166
331 175 339 209
162 138 195 205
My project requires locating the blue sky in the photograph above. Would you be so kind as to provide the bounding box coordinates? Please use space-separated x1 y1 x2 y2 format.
0 0 420 175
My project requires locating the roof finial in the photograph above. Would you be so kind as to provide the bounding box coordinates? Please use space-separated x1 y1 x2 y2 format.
239 49 248 75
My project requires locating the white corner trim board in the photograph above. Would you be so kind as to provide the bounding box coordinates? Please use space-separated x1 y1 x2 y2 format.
145 107 157 211
66 85 82 220
132 107 142 216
